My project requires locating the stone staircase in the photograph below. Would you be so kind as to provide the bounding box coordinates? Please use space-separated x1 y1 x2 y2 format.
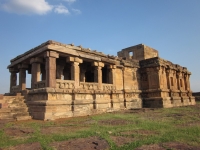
0 94 32 121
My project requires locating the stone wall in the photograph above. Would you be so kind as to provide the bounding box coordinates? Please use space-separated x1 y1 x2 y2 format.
139 57 195 108
117 44 158 61
26 88 142 120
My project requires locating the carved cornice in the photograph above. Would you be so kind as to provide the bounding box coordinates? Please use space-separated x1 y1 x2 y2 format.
139 57 191 74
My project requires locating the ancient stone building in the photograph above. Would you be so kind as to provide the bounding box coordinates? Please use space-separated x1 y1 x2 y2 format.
1 40 195 120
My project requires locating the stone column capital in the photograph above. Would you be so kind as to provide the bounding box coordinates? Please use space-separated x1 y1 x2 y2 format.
165 68 171 76
184 74 188 78
66 57 83 63
108 65 116 69
44 51 59 58
92 61 104 67
9 68 18 73
176 71 181 78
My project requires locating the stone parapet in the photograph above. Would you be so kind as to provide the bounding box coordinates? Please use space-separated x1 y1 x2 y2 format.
56 79 75 89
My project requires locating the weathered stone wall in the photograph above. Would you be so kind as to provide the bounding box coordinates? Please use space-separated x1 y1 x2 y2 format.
139 57 195 108
115 68 123 90
27 88 142 120
117 44 158 61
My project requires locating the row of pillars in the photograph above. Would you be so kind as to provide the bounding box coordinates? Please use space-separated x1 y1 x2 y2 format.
9 51 116 93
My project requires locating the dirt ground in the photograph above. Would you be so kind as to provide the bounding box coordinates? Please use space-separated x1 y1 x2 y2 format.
0 103 200 150
135 142 200 150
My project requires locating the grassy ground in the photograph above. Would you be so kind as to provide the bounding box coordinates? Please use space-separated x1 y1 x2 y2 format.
0 102 200 150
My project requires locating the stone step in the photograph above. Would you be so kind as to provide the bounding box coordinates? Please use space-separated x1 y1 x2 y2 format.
0 108 11 113
0 118 15 122
13 112 30 118
11 107 28 112
10 103 27 107
3 95 24 99
0 95 30 121
9 99 26 102
15 115 32 121
15 116 32 121
0 112 13 119
6 99 17 104
8 103 27 108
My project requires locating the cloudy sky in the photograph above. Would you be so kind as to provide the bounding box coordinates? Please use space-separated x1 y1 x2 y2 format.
0 0 200 93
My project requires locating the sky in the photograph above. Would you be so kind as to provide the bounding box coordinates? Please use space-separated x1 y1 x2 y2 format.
0 0 200 93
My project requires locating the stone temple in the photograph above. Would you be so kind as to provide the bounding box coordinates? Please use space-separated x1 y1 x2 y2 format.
0 40 196 120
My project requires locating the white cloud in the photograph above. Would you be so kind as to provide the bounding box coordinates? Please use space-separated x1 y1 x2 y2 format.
63 0 76 4
1 0 53 15
1 0 81 16
54 4 70 14
72 8 81 14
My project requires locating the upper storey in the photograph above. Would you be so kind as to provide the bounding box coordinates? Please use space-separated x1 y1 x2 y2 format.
117 44 159 61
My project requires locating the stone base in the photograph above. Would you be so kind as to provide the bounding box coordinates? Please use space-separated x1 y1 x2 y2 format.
26 88 139 120
171 97 182 107
143 98 164 108
126 98 142 109
143 96 196 108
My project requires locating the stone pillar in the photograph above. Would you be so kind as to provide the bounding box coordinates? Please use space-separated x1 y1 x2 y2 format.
184 74 187 91
166 69 171 89
9 68 18 93
30 57 43 88
155 67 161 89
18 64 28 91
161 67 167 89
176 71 180 90
93 62 104 89
67 57 83 88
108 65 116 84
187 73 191 91
44 51 59 88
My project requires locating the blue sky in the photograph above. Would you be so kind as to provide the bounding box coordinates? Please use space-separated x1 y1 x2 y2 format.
0 0 200 93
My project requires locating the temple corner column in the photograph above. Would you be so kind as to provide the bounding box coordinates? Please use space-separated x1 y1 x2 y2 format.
30 57 43 89
9 68 18 93
44 51 59 88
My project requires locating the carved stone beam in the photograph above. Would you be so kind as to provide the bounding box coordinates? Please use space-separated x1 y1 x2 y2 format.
18 64 29 69
30 57 43 64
